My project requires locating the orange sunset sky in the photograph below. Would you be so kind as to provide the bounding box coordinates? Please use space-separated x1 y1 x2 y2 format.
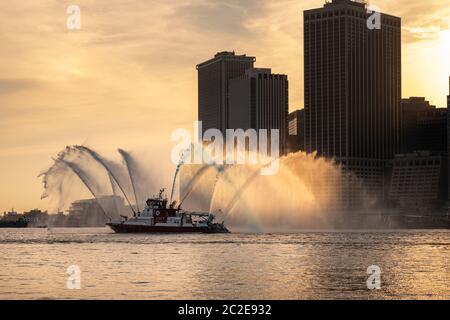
1 0 450 213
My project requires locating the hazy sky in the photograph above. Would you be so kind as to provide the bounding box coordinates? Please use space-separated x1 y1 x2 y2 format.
1 0 450 212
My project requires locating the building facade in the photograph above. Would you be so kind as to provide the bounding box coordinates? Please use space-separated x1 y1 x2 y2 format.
388 152 447 212
398 96 447 211
304 0 401 205
197 51 256 134
401 97 436 152
288 109 305 152
228 68 289 153
416 108 447 153
447 76 450 108
401 97 446 154
447 77 450 202
68 196 125 227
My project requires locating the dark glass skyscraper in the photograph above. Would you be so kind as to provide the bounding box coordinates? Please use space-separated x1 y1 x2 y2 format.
447 76 450 113
228 68 289 153
401 97 447 153
304 0 401 203
288 109 305 152
197 51 256 134
447 77 450 202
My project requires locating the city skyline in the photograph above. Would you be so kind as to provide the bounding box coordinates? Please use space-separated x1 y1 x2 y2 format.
304 0 401 207
1 0 450 212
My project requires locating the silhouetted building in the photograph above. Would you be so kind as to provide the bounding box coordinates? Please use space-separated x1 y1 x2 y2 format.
1 210 21 222
197 51 256 134
304 0 401 206
0 210 27 228
228 68 289 153
288 109 305 152
401 97 435 152
448 76 450 109
417 108 447 153
401 97 446 153
388 152 448 212
1 209 49 228
447 77 450 203
67 196 125 227
47 212 68 227
23 209 49 227
67 199 107 227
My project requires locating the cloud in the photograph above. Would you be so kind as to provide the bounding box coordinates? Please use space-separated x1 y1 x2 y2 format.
0 0 449 212
378 0 450 43
0 78 40 95
402 26 441 42
169 0 264 36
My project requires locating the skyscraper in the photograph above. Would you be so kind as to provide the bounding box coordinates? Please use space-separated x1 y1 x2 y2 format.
288 109 305 152
401 97 446 153
447 77 450 114
304 0 401 204
416 108 447 153
447 77 450 202
228 68 289 153
392 97 447 211
389 152 447 211
197 51 256 134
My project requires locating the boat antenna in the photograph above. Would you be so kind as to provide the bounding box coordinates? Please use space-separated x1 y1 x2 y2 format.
159 188 166 199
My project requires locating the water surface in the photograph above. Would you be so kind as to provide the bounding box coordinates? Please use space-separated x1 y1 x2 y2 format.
0 228 449 299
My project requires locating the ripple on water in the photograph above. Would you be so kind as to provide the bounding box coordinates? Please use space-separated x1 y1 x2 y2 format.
0 228 449 299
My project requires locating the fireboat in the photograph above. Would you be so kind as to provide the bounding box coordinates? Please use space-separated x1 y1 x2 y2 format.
106 189 230 234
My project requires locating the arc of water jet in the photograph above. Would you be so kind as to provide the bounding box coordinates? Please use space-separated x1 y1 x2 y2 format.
179 164 217 207
206 164 263 233
222 158 280 216
222 168 262 215
118 149 141 213
169 180 177 204
170 162 183 204
208 164 257 214
39 146 77 200
170 149 190 204
108 174 123 218
208 165 227 213
75 145 137 216
55 158 111 220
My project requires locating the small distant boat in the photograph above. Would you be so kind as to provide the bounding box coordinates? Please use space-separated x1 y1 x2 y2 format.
106 189 230 234
0 220 28 228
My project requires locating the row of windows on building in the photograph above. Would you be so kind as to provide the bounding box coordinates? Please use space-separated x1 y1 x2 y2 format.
305 11 400 27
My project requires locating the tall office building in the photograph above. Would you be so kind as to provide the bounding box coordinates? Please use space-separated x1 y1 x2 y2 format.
448 77 450 109
389 152 447 211
401 97 446 153
197 51 256 134
304 0 401 204
228 68 289 153
389 97 447 211
288 109 305 152
417 108 447 153
401 97 435 152
447 77 450 202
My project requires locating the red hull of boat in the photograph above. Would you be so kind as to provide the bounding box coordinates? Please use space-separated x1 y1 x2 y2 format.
107 222 211 234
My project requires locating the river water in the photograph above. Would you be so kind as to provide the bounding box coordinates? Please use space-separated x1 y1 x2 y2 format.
0 228 449 300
